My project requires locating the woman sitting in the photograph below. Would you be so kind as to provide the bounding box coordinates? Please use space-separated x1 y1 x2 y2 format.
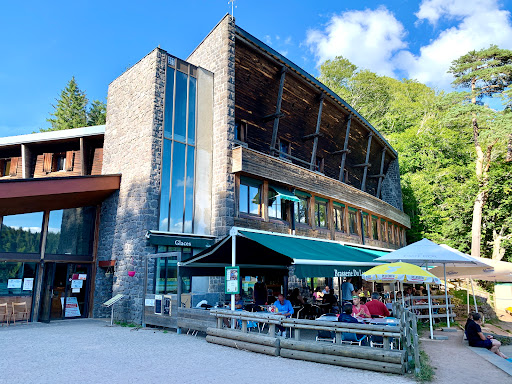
352 295 371 319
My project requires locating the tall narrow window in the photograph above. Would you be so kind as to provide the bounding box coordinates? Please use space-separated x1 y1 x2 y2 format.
268 189 286 220
362 213 370 238
348 208 358 235
388 222 393 243
235 119 247 142
381 219 386 242
53 153 66 172
278 139 290 160
239 179 261 216
315 156 324 173
294 196 309 224
333 204 345 232
372 216 379 240
159 56 197 233
314 199 327 228
0 159 11 176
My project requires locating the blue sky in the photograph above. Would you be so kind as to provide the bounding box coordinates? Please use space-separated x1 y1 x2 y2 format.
1 0 511 137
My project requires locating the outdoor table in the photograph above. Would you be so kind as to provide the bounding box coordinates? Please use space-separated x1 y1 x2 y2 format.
361 317 400 326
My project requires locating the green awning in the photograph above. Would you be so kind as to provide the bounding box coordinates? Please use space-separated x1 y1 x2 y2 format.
269 185 300 202
295 190 312 198
345 245 390 257
239 231 382 278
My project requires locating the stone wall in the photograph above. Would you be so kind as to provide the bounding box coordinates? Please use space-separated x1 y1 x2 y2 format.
381 158 404 211
94 48 166 324
187 15 236 237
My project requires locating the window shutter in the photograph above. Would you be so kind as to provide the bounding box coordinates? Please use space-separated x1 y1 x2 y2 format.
65 151 74 171
9 157 19 176
43 153 52 173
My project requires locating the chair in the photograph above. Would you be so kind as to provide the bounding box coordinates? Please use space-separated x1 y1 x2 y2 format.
341 332 367 346
0 303 9 326
11 302 29 325
315 313 338 343
370 335 395 349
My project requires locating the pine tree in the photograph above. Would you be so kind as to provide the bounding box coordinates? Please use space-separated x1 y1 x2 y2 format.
87 100 107 126
44 77 88 131
448 45 512 257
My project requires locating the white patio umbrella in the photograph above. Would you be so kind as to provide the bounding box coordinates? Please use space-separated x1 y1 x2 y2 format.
375 239 486 328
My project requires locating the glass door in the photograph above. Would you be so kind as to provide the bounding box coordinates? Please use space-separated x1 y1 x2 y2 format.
61 264 90 319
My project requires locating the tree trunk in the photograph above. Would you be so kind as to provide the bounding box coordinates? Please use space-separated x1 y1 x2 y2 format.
471 189 487 258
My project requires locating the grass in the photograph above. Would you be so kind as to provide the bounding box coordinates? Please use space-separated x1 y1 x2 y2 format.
415 350 435 383
114 321 137 328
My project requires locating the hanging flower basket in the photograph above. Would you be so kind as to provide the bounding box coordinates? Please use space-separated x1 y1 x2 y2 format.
128 271 136 277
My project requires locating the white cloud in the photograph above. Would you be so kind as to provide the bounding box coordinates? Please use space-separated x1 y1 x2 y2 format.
306 1 512 90
306 7 407 77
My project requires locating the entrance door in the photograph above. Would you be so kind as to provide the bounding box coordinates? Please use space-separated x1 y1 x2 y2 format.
39 263 91 322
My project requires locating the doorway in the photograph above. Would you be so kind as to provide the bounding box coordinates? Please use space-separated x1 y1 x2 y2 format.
39 263 91 322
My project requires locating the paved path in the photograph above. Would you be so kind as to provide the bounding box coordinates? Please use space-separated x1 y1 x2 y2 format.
0 319 414 384
421 328 511 383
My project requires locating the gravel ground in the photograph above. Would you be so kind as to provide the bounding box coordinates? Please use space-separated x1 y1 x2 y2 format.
0 319 415 384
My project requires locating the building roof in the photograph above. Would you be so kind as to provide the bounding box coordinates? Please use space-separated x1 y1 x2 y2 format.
0 125 105 147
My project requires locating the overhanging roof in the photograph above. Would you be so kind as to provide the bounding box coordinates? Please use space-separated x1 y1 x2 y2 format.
0 175 120 215
0 125 105 147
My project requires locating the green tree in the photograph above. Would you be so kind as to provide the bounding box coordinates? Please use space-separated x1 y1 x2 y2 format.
87 100 107 126
44 77 88 131
448 45 512 257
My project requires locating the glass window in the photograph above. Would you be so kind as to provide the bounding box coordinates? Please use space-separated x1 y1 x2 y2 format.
268 190 286 220
348 210 358 235
53 153 66 172
154 257 190 295
188 76 196 145
0 212 44 253
235 120 247 142
315 200 327 228
388 223 393 243
45 207 96 255
164 67 175 139
315 157 324 173
1 159 11 176
174 71 188 143
170 142 186 232
333 206 344 232
239 182 261 216
294 196 309 224
362 214 370 238
279 139 290 160
0 262 37 296
372 217 379 240
381 220 386 242
183 145 195 233
159 139 172 231
239 184 249 214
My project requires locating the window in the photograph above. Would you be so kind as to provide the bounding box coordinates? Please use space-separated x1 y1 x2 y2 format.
315 156 324 173
239 182 261 216
154 257 191 295
0 262 37 296
235 119 247 142
388 223 393 243
0 159 11 176
294 196 309 224
362 213 370 238
348 209 358 235
278 139 290 160
0 212 44 253
333 205 345 232
380 220 386 242
53 153 66 172
45 207 96 255
372 217 379 240
314 199 327 228
268 189 286 220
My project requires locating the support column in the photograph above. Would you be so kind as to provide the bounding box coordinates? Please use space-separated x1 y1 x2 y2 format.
309 94 325 170
339 114 352 182
360 133 373 192
375 148 387 198
269 66 287 155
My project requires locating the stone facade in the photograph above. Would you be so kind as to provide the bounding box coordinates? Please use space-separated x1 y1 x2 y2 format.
187 15 236 238
381 158 404 211
94 48 166 323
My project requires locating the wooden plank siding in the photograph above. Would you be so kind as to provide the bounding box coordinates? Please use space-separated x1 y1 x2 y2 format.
232 146 410 229
234 40 391 199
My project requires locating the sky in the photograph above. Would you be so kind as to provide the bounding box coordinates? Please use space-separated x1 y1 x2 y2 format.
1 0 511 138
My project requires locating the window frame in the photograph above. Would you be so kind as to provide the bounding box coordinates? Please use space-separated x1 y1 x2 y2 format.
314 200 328 228
277 138 291 160
348 209 358 235
333 205 345 232
234 119 248 143
239 182 261 217
362 213 370 238
372 216 379 240
294 196 309 225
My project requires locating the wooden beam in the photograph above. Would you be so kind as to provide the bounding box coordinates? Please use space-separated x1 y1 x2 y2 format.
329 149 351 155
269 66 287 155
376 147 387 198
263 112 285 122
309 94 325 170
302 132 324 141
354 163 371 168
339 114 352 182
361 133 373 192
369 174 385 179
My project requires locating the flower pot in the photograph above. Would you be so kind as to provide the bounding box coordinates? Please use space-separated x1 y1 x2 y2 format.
128 271 136 277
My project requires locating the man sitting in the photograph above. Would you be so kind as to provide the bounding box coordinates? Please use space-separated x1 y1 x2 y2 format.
273 294 294 337
365 292 390 318
466 313 509 359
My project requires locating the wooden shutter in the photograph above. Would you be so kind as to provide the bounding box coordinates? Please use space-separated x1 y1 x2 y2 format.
43 153 52 173
65 151 74 171
9 157 19 176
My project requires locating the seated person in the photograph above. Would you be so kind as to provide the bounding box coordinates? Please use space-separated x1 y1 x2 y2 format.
235 294 244 310
365 292 390 318
290 288 305 306
352 295 371 318
322 291 339 312
465 313 509 359
273 294 294 337
313 287 324 302
338 304 365 342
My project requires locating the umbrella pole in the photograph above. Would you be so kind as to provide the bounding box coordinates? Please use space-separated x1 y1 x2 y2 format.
470 277 478 313
401 281 405 308
443 263 450 328
427 283 434 339
393 283 396 302
466 278 470 313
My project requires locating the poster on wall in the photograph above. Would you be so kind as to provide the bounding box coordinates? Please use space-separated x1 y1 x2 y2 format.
7 279 22 289
78 274 87 280
225 266 240 295
22 278 34 291
60 297 81 317
71 280 83 289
